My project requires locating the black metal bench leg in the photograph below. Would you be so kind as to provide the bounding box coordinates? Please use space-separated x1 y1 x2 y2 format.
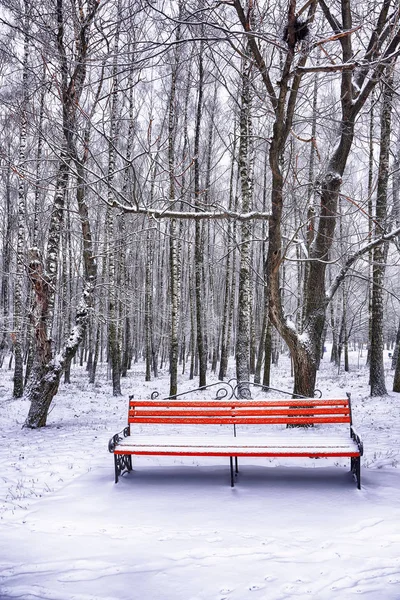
235 457 239 475
356 457 361 490
114 454 132 483
351 456 361 489
114 454 119 484
230 457 234 487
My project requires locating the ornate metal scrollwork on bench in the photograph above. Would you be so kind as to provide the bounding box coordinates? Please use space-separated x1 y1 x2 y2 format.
150 380 235 401
108 426 130 452
146 381 322 403
230 380 322 400
108 426 132 483
113 453 133 483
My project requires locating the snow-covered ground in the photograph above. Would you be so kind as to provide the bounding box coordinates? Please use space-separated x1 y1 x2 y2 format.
1 351 400 600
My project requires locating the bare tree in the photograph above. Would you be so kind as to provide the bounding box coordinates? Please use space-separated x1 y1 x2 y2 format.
230 0 400 396
13 0 29 397
24 0 101 428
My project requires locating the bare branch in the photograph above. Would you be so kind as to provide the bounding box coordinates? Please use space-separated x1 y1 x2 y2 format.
326 226 400 301
296 61 358 74
109 200 271 222
231 0 278 111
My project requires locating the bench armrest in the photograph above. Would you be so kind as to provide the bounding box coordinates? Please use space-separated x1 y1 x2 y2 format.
351 426 364 456
108 426 130 453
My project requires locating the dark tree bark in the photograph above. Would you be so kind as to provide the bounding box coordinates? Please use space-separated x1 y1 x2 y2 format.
0 151 12 368
193 40 207 389
394 348 400 393
263 317 272 389
370 67 395 396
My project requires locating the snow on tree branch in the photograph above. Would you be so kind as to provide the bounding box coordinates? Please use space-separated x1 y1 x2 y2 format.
326 225 400 302
110 198 271 222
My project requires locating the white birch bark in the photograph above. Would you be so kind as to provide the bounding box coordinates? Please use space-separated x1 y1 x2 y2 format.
13 0 29 398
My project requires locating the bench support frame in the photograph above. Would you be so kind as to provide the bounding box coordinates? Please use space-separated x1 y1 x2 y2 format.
108 426 132 483
114 453 132 483
351 456 361 490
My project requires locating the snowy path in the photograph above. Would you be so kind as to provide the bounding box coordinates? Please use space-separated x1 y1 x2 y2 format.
1 460 400 600
1 357 400 600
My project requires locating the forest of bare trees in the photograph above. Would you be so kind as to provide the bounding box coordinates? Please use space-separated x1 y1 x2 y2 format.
1 0 400 427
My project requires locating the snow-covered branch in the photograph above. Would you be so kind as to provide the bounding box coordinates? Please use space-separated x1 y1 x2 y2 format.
110 199 271 222
326 226 400 301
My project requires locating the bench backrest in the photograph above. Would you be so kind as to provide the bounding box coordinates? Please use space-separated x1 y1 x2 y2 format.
128 398 352 427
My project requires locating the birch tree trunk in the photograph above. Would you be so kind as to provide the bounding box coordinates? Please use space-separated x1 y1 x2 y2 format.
366 91 375 367
167 12 183 396
106 8 122 396
392 135 400 389
13 0 29 398
219 130 237 381
194 40 207 388
236 55 253 396
24 0 100 427
25 61 48 386
370 67 395 396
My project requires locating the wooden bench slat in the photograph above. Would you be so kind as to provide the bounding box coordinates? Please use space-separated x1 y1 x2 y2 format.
129 399 349 408
115 446 360 457
129 416 351 425
116 451 360 458
129 408 350 418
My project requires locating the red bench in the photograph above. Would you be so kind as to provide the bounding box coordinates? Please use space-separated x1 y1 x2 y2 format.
108 394 363 488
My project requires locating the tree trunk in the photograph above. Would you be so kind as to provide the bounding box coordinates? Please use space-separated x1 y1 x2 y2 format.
393 324 400 392
194 40 207 389
254 310 266 385
0 153 12 367
291 342 318 398
24 152 70 428
167 17 183 397
24 0 100 426
236 54 253 395
106 8 122 397
391 320 400 371
219 130 237 381
263 317 272 389
370 67 394 396
366 91 375 367
145 229 154 382
13 0 29 398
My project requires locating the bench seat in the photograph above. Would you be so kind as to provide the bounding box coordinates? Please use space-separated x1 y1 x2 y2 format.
114 433 360 457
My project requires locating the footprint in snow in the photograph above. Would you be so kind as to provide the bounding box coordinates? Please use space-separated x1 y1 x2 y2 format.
249 583 265 591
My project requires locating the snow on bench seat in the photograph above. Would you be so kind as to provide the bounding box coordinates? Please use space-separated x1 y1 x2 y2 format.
114 433 360 457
